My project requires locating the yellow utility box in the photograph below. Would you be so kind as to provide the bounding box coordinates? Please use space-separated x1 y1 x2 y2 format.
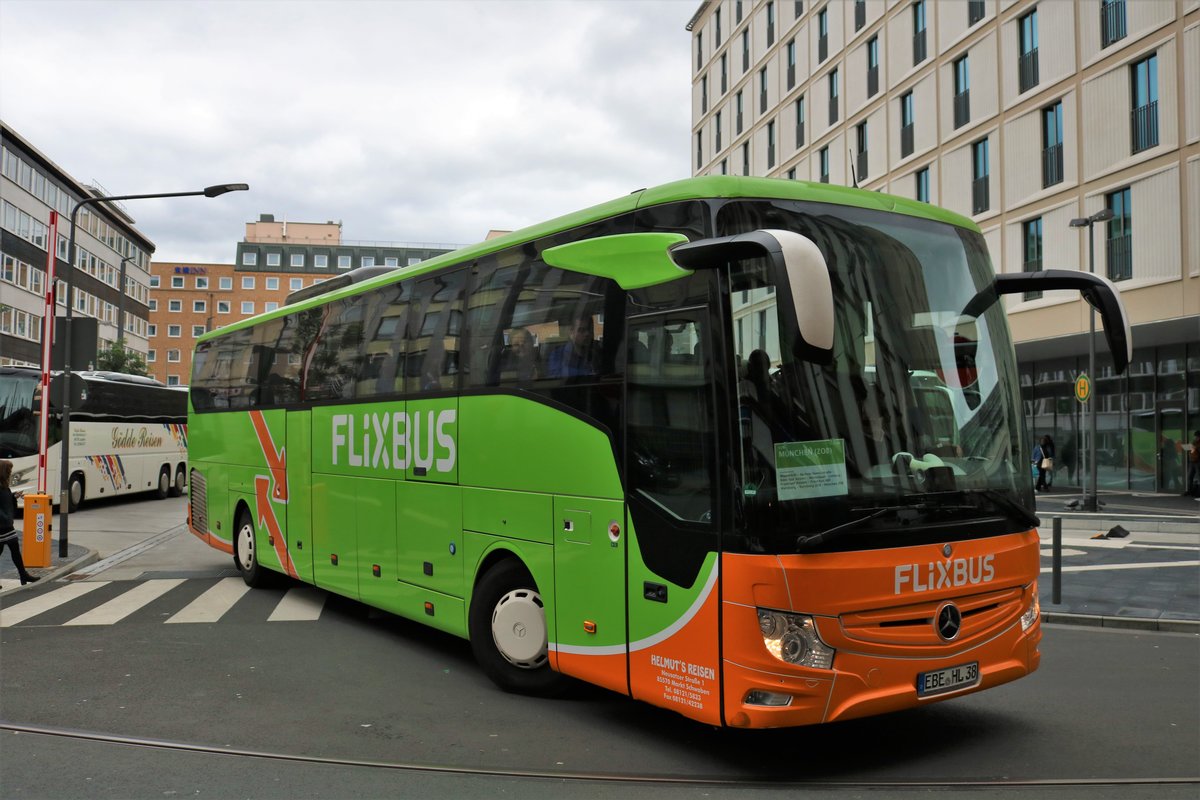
22 493 52 568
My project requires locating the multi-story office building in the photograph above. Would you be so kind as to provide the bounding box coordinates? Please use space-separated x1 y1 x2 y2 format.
1 121 154 367
148 216 456 385
688 0 1199 492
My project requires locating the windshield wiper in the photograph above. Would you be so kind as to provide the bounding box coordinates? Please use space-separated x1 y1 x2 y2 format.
796 504 924 552
970 489 1040 529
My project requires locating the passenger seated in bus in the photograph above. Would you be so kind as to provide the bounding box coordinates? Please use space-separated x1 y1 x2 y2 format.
502 327 541 382
547 315 598 377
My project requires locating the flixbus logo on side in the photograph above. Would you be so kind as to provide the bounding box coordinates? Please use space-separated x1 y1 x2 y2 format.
331 409 457 474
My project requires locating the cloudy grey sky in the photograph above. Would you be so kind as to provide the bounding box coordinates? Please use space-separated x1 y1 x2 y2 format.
0 0 694 263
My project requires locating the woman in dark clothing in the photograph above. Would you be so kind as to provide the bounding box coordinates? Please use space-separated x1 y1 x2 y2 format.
0 459 40 587
1035 435 1055 492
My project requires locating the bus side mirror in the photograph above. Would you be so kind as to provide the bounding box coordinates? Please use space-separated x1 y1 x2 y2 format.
962 269 1132 374
670 229 834 365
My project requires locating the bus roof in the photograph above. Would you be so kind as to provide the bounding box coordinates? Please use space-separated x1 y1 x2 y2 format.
196 176 979 344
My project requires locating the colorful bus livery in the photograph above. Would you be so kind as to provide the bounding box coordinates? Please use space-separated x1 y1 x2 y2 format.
0 367 189 510
187 176 1131 728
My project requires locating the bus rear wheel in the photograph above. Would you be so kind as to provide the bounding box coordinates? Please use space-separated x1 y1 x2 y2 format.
468 560 568 696
234 509 271 588
169 465 186 497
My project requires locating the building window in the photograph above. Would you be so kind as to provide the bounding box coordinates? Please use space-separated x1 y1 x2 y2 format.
913 1 927 65
742 29 750 72
1130 53 1159 154
166 376 180 387
147 324 157 337
242 252 257 266
786 167 796 179
147 350 155 362
701 75 709 113
242 276 255 289
715 111 723 151
170 275 184 288
1042 101 1064 187
168 299 182 312
290 278 303 291
795 96 805 147
241 301 255 314
149 275 160 288
192 325 206 337
149 299 158 312
337 255 352 270
916 167 930 203
697 131 704 170
968 0 985 26
1106 187 1132 281
855 0 866 31
266 252 281 267
786 39 796 90
721 53 728 93
793 1 802 19
219 277 232 290
361 256 375 268
759 68 768 113
696 32 703 71
193 300 206 313
972 138 990 214
900 91 915 158
1018 9 1039 94
818 7 828 62
715 7 722 44
167 325 181 338
742 142 750 175
265 277 279 290
767 120 777 169
195 277 208 289
1022 217 1044 301
290 253 304 268
721 158 728 175
867 36 879 97
953 55 970 128
167 350 180 363
766 1 775 47
264 302 279 313
217 300 231 314
736 91 744 134
855 121 868 183
828 67 839 125
819 147 830 183
1101 0 1126 48
314 254 328 269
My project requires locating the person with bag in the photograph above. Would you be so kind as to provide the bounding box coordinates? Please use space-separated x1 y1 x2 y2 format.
1186 430 1200 498
0 459 40 589
1033 435 1054 492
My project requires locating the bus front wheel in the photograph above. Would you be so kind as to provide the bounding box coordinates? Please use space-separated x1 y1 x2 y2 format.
234 509 271 588
468 560 568 696
155 466 171 499
67 474 84 512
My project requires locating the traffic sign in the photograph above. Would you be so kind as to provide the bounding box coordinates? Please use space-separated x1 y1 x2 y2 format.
1075 373 1091 403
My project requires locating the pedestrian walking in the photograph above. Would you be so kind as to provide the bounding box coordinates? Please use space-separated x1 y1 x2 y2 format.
1033 435 1054 492
0 459 40 588
1186 430 1200 497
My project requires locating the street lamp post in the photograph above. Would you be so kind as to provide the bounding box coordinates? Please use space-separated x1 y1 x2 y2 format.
1068 207 1115 513
57 183 248 557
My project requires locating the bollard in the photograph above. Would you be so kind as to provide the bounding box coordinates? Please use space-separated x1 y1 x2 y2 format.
22 493 53 568
1052 516 1062 605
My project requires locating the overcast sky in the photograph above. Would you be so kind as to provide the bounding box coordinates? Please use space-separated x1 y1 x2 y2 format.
0 0 694 263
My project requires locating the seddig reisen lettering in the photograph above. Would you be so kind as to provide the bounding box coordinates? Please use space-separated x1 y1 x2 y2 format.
331 410 457 473
111 427 165 448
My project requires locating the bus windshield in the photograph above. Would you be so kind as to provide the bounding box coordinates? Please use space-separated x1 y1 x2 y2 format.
720 199 1032 554
0 368 38 459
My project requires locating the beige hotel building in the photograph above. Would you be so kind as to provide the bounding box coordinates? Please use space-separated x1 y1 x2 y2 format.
688 0 1199 493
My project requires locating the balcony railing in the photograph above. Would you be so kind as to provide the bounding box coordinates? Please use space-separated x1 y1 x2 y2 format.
1022 260 1043 301
1106 233 1132 281
829 95 839 125
954 90 971 128
819 34 828 62
856 151 868 183
913 29 927 65
1131 101 1159 154
1101 0 1127 48
867 65 879 97
972 175 990 214
1018 49 1039 93
901 123 914 158
1042 142 1063 187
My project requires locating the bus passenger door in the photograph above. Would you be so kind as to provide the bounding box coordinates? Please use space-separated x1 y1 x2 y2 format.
285 410 314 584
623 307 723 726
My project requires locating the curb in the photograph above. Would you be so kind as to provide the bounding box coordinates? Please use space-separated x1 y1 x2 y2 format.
1042 611 1199 634
0 549 98 599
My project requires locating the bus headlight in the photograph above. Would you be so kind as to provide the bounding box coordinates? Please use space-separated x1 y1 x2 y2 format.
757 609 835 669
1020 584 1040 631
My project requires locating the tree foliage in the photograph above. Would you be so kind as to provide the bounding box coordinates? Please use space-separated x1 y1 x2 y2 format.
95 343 149 377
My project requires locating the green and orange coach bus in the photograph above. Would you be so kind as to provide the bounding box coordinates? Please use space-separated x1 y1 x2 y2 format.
186 176 1130 728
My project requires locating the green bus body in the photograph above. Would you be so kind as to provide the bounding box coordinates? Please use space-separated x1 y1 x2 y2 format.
188 176 1045 728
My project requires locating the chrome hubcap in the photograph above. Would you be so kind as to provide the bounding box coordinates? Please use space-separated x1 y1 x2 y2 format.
491 588 548 669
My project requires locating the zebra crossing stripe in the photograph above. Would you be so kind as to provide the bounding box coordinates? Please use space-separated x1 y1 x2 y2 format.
0 582 110 628
268 586 327 621
63 579 185 626
165 577 251 624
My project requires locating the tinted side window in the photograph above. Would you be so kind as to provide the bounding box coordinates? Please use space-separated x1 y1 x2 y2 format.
305 297 366 402
190 328 254 410
406 270 466 395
